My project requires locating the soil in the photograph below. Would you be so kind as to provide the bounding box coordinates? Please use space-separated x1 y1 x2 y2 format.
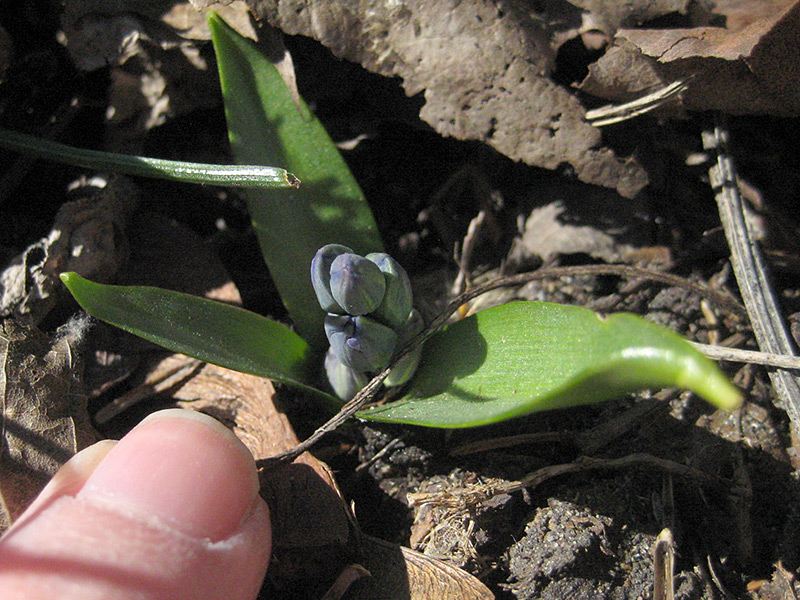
2 4 800 600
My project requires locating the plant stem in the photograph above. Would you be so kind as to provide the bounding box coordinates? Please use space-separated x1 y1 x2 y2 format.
0 129 300 189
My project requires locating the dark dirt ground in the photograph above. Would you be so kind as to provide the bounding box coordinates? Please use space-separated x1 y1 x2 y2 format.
3 3 800 600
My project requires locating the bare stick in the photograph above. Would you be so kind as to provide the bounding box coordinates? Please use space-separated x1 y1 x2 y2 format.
653 529 676 600
692 342 800 371
703 115 800 432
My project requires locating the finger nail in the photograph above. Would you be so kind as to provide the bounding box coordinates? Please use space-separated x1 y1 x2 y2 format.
77 409 259 541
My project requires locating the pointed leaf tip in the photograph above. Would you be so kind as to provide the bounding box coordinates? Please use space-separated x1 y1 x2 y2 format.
359 301 742 428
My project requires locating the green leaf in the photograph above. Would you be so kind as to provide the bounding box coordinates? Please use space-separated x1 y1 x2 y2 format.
60 272 336 402
359 302 742 427
0 128 298 189
208 12 384 349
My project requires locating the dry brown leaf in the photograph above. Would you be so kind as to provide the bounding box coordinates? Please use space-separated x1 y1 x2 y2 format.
352 535 494 600
198 0 648 197
61 0 254 146
0 318 98 531
1 176 137 326
0 178 134 532
581 0 800 115
161 0 256 41
508 200 633 265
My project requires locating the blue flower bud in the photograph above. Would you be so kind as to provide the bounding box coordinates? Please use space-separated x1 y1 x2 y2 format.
385 309 425 387
324 346 368 401
311 244 353 313
329 253 386 316
365 252 413 329
325 314 397 372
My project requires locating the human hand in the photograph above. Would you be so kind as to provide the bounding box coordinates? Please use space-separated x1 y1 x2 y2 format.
0 409 271 600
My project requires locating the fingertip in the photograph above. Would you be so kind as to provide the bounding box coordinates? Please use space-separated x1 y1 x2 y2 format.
0 410 272 600
78 409 260 541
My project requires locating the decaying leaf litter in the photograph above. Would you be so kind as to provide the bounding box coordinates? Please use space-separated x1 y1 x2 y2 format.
2 0 800 598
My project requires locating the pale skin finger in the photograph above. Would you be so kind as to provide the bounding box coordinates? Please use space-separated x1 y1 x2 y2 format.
0 409 272 600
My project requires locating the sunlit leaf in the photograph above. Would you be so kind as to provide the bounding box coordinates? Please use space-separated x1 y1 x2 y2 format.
208 12 383 350
360 302 742 427
60 272 336 402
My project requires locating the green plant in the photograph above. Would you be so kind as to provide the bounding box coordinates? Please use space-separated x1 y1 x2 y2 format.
5 12 742 427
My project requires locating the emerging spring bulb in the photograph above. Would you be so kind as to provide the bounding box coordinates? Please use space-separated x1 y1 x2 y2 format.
311 244 423 400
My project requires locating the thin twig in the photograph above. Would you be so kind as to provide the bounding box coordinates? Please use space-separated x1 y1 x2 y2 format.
703 116 800 433
451 209 488 297
692 342 800 371
355 437 403 472
653 529 676 600
407 452 749 510
480 264 746 318
507 454 750 497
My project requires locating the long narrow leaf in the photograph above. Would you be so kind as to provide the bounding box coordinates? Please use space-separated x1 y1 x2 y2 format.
60 272 335 400
360 302 742 427
0 129 298 188
208 13 384 349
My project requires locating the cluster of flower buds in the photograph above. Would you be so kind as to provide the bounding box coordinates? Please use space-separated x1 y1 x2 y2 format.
311 244 424 401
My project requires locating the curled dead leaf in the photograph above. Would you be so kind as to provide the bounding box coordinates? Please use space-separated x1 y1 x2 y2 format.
581 0 800 116
0 176 137 326
61 0 255 143
0 318 98 531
